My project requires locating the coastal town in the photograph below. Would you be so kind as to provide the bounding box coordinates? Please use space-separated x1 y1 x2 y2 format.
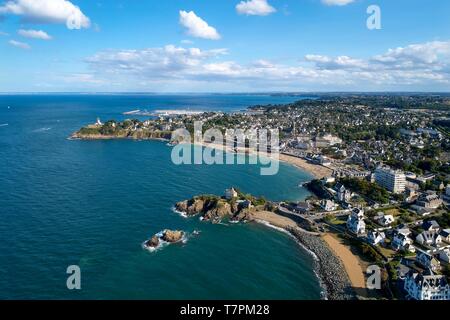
73 94 450 300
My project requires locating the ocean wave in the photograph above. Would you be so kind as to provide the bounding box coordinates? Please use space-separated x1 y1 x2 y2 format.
0 123 8 127
33 127 52 133
171 206 188 218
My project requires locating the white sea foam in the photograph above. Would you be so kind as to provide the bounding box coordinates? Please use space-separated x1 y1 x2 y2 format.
254 219 291 235
33 127 52 133
171 206 188 218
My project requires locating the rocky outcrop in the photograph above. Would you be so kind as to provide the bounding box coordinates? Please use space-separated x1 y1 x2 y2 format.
162 230 184 243
174 190 273 224
175 198 209 217
145 235 160 248
233 208 254 222
175 200 189 213
203 200 232 222
175 193 264 223
144 229 185 250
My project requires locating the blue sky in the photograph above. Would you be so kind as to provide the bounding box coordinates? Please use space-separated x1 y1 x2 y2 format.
0 0 449 92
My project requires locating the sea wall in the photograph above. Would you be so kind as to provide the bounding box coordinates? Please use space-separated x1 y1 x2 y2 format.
287 227 355 300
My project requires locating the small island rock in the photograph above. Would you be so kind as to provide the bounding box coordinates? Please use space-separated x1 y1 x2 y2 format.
146 235 160 248
162 230 184 243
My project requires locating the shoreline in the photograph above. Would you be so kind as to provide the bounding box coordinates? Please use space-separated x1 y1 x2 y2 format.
71 133 329 179
250 211 355 300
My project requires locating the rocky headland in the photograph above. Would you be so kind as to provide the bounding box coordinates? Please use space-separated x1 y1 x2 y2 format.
174 188 271 223
70 119 172 140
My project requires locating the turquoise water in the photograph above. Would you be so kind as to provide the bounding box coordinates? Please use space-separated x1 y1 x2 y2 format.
0 94 322 300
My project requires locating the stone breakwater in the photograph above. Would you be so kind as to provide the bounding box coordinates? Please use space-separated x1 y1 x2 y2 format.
287 227 355 300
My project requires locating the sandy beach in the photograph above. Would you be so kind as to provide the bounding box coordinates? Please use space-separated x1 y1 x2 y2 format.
199 141 333 179
322 233 367 295
251 210 298 229
279 153 333 179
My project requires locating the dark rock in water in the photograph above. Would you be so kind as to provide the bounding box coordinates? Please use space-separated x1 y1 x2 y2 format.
162 230 184 243
146 235 160 248
175 198 206 216
175 200 189 213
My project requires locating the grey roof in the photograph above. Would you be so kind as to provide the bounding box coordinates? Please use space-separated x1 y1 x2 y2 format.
422 220 440 230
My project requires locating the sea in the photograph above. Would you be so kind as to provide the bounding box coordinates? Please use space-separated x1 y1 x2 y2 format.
0 94 322 300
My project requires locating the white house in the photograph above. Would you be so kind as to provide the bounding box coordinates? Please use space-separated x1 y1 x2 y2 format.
404 269 450 300
416 251 441 272
334 183 351 203
416 231 442 247
225 188 238 200
347 208 366 235
321 199 337 212
367 231 386 246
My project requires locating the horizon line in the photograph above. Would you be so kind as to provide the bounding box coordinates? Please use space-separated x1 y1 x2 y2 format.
1 91 450 95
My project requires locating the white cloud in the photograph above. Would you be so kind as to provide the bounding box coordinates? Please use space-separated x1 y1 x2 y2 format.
0 0 90 29
236 0 276 16
18 29 52 40
181 39 194 45
372 41 450 65
9 39 30 49
86 45 228 79
305 54 367 69
179 10 220 40
321 0 355 6
0 31 9 36
80 40 450 91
